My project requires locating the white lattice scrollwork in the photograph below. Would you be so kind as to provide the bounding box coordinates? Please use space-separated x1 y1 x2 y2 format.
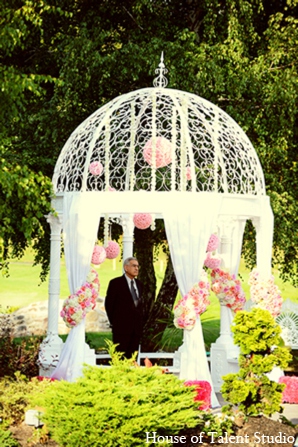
52 60 265 196
276 299 298 349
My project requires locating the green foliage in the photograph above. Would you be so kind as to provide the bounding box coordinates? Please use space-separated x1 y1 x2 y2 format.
0 372 50 426
0 0 297 288
30 347 200 447
0 156 53 280
0 427 19 447
221 308 292 416
0 317 42 379
0 306 19 314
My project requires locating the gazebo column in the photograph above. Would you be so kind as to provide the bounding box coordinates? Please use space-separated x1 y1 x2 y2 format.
210 217 239 392
121 214 134 261
38 213 64 377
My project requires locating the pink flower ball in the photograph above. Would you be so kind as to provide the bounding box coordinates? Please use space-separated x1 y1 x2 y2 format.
91 245 106 265
186 166 192 181
133 213 152 230
207 234 219 252
143 136 172 168
105 240 120 259
89 161 103 176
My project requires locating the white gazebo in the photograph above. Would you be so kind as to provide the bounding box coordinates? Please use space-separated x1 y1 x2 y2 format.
39 55 274 402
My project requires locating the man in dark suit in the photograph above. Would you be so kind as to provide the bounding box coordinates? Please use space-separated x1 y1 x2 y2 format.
105 257 144 359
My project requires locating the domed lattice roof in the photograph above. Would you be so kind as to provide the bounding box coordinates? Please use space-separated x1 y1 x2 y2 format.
53 57 265 196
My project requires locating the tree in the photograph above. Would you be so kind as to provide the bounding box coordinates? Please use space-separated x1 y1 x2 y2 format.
0 1 297 316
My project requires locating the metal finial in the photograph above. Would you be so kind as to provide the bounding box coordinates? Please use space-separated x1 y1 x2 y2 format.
153 52 168 88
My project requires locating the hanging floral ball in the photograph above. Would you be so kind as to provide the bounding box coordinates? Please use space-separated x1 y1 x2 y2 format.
105 240 120 259
204 253 221 270
143 136 173 168
186 166 192 181
133 213 153 230
89 161 103 176
207 234 219 252
91 245 106 265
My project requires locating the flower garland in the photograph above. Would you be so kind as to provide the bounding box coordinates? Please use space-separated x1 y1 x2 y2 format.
204 252 221 270
211 268 246 312
206 233 219 252
174 271 210 330
248 268 283 318
204 233 221 270
60 268 100 328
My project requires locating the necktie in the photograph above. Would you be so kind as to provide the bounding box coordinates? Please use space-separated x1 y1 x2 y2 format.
131 280 138 306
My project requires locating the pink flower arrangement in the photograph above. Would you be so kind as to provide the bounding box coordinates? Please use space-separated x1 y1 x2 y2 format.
207 234 219 252
61 269 99 328
36 376 57 382
184 380 211 410
248 268 283 318
105 240 120 259
278 376 298 404
89 161 103 176
211 269 246 312
133 213 153 230
174 272 210 330
92 245 106 265
204 252 221 270
143 136 173 168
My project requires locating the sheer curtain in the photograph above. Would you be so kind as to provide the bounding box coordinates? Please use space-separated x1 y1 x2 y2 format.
51 192 101 381
163 194 223 407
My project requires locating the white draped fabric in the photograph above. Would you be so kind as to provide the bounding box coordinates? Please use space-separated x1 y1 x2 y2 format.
51 193 100 381
163 194 223 407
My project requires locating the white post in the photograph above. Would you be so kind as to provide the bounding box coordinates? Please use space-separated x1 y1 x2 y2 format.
210 217 239 391
121 214 134 262
38 213 64 376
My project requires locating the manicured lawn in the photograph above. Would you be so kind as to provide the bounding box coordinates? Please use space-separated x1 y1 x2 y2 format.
1 249 297 314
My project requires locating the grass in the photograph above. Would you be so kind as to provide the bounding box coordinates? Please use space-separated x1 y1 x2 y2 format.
1 248 297 351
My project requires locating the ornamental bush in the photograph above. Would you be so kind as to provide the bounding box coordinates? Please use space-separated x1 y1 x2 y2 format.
221 308 292 417
0 427 19 447
0 316 42 379
29 349 200 447
0 372 51 426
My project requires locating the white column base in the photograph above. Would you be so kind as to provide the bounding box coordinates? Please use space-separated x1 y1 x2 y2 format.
38 333 64 377
210 343 239 392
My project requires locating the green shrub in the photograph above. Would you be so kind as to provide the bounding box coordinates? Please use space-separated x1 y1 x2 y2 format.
221 308 292 417
0 372 51 426
0 427 19 447
30 349 200 447
0 306 20 314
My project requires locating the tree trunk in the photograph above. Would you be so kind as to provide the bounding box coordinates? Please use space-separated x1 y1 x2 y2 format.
141 254 178 351
133 227 156 325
